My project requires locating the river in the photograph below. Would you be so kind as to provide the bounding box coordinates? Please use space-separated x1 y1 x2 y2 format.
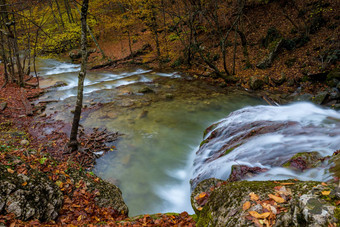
35 58 265 216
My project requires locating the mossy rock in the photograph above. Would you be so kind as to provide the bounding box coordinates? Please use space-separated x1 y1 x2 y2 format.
0 164 63 222
282 151 322 171
67 169 129 216
193 179 338 226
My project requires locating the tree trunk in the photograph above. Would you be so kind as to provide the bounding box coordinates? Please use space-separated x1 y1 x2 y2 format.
69 0 89 151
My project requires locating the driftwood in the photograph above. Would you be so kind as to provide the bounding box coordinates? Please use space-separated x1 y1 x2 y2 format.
20 88 33 116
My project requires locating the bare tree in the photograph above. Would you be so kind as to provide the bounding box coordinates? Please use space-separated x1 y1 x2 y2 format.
68 0 89 151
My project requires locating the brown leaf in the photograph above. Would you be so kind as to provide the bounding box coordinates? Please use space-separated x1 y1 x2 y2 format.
249 192 259 201
243 201 251 211
268 194 285 203
249 211 270 219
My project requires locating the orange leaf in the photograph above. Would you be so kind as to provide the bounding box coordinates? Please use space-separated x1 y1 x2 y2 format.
321 191 330 196
197 207 203 211
195 192 208 201
249 192 259 201
248 211 270 219
280 183 295 185
268 194 285 203
22 182 27 186
7 168 14 174
243 201 251 211
321 182 327 186
335 200 340 206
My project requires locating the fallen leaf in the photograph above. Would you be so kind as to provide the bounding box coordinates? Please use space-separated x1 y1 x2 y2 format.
197 192 208 200
249 211 270 219
268 194 285 203
197 207 203 211
321 182 327 186
280 183 295 185
249 192 259 201
7 168 14 174
321 191 330 196
243 201 251 210
335 200 340 206
22 182 27 186
77 215 82 221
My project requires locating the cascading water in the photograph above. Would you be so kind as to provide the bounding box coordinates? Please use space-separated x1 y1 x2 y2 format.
191 102 340 189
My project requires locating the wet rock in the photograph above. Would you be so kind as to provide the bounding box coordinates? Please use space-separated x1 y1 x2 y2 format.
0 102 7 111
293 93 313 102
228 165 269 182
0 165 63 221
249 76 264 90
138 86 154 94
192 180 338 226
312 91 329 105
282 152 322 171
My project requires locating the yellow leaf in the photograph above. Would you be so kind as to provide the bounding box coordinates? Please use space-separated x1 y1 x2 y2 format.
248 211 270 219
280 183 295 185
197 207 203 211
268 194 285 203
243 201 251 211
77 215 82 221
249 192 259 201
7 168 14 174
321 191 330 196
22 182 27 186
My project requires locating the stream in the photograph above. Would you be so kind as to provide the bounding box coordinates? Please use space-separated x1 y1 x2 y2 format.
35 59 265 216
35 59 340 217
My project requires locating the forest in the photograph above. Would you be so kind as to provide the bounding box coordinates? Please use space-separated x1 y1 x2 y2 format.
0 0 339 226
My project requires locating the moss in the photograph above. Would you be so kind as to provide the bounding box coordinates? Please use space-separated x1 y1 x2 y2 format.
334 207 340 223
199 139 209 147
224 147 235 156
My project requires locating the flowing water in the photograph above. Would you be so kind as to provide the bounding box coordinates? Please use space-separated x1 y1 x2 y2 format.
192 102 340 189
35 59 265 216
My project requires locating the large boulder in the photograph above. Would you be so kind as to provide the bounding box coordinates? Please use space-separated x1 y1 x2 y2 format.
67 169 129 216
0 165 63 221
192 179 339 226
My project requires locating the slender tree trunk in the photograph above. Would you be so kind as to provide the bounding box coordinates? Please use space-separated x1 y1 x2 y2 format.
69 0 89 151
232 22 239 75
74 2 107 59
64 0 74 23
54 0 65 28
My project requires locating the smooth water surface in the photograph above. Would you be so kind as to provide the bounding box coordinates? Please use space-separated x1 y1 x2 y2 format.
36 59 265 216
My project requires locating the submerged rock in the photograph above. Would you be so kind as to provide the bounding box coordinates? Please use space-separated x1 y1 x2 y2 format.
282 152 322 171
191 103 340 190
